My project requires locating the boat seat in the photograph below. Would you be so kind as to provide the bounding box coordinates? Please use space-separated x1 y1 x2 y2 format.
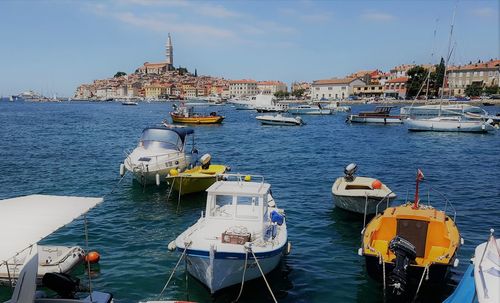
426 246 448 263
372 240 389 258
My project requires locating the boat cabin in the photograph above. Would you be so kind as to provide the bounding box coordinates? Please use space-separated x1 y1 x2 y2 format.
139 127 193 151
359 106 396 117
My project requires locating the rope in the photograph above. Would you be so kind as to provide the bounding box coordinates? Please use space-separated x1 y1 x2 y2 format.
103 171 128 198
232 249 249 303
412 264 429 302
249 248 278 303
157 244 190 299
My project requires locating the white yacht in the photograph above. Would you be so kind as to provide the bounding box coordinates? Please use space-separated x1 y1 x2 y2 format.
332 164 396 214
287 104 331 115
121 126 196 186
405 115 495 133
256 114 304 126
400 103 484 118
171 174 288 293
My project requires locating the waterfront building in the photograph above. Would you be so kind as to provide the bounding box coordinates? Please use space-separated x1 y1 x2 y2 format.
136 33 174 75
144 83 171 99
311 78 365 100
257 81 287 94
389 64 415 79
352 84 384 98
448 59 500 96
127 82 142 98
229 79 258 97
383 77 408 99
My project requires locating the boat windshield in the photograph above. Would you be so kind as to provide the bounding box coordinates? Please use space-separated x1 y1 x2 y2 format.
140 129 183 150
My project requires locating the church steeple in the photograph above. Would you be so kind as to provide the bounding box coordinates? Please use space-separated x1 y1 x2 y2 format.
166 33 173 66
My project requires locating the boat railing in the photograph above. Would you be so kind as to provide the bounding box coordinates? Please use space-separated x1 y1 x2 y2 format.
219 173 265 183
426 186 457 222
362 191 395 228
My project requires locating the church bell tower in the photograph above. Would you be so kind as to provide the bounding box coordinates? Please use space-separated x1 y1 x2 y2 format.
166 33 173 68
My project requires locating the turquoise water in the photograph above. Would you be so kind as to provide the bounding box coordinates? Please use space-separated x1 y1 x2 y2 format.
0 101 499 302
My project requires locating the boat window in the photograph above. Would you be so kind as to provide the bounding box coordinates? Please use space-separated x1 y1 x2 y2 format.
140 129 183 150
235 196 260 220
211 195 234 218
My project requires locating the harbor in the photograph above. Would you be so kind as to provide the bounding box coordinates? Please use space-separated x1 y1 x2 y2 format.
0 100 498 302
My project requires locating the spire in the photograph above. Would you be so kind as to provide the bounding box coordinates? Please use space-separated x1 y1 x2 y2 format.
166 33 173 66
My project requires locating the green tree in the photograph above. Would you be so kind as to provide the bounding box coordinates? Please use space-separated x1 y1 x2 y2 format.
177 66 189 76
483 85 499 95
406 66 428 98
114 71 127 78
292 88 305 98
464 83 483 97
274 91 290 99
433 57 446 96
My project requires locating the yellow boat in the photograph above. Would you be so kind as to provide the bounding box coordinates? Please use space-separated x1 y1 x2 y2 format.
170 104 224 124
167 164 227 195
360 169 461 298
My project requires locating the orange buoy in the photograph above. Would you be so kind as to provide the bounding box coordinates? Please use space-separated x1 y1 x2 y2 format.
85 251 100 264
371 179 382 189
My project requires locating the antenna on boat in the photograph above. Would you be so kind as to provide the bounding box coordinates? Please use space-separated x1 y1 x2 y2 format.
413 169 425 209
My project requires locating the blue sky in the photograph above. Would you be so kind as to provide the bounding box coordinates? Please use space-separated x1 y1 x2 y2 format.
0 0 498 96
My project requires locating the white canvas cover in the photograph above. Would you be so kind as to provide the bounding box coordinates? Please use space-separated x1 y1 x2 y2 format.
0 195 103 263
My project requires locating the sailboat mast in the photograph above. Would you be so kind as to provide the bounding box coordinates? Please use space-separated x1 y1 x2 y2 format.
439 5 457 115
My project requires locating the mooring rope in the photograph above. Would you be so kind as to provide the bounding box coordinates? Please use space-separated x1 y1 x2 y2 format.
157 244 190 299
103 171 128 198
412 264 430 302
232 249 249 303
249 248 278 303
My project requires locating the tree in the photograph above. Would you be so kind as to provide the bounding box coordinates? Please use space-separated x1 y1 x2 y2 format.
433 57 445 96
464 83 482 97
114 71 127 78
177 66 188 76
483 85 499 96
274 91 290 99
406 66 428 98
194 69 198 77
292 88 305 98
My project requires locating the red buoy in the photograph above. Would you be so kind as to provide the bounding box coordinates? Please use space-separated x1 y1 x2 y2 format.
371 179 382 189
85 251 100 264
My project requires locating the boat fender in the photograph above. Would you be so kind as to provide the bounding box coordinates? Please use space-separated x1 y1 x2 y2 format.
119 164 125 177
285 242 292 255
169 168 179 176
460 237 464 245
85 251 100 264
271 210 284 226
454 259 459 267
155 173 160 186
167 241 177 251
244 175 251 182
357 248 363 256
371 179 382 189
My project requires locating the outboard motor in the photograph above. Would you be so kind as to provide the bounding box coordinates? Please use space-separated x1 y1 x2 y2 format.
388 236 417 296
42 272 82 299
200 153 211 169
344 163 358 182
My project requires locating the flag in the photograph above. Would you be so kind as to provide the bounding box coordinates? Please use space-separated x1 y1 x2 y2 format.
416 169 425 181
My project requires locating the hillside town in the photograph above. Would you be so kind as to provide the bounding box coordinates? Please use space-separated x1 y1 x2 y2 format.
74 34 500 101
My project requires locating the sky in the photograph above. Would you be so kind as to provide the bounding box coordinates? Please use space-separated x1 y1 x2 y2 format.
0 0 498 96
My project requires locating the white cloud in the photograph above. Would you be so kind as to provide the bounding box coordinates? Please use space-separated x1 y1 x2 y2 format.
472 7 497 18
361 11 395 22
279 7 332 23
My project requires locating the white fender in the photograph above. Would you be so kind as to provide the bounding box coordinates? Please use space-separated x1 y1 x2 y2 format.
167 241 176 251
119 164 125 177
155 173 160 186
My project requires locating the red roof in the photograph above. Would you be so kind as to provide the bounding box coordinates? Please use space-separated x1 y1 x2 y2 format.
257 81 285 85
230 79 257 84
448 59 500 71
386 77 408 83
313 78 358 85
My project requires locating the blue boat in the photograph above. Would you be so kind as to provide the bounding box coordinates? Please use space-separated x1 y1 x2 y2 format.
443 264 476 303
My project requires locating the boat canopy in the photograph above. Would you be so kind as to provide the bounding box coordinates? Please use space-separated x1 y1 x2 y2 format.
141 127 194 150
0 195 103 263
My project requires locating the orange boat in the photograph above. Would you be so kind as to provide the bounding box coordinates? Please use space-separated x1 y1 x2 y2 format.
170 104 224 124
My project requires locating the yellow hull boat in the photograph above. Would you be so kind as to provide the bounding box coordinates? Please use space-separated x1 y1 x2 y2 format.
170 113 224 124
360 170 461 298
167 164 227 195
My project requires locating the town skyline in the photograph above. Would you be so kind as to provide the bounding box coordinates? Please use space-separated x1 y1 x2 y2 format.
0 0 498 96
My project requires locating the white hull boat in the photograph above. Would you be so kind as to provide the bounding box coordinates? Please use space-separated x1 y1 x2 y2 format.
256 114 304 126
347 106 402 124
405 116 495 133
122 127 196 186
322 102 351 112
400 104 484 118
172 174 288 294
255 104 288 113
331 164 396 214
287 105 331 115
473 230 499 303
0 245 84 286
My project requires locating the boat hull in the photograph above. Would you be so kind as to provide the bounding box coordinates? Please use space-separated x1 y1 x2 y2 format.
257 119 302 126
405 118 494 133
184 246 285 293
167 165 227 195
288 108 331 115
348 116 402 124
171 115 224 124
333 194 392 214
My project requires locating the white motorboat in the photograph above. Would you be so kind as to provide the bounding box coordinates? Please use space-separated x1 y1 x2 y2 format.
256 114 304 126
400 103 484 118
331 163 396 214
322 102 351 112
121 100 138 106
121 126 196 186
0 245 84 286
347 106 402 124
1 195 113 303
287 104 331 115
171 174 288 294
473 229 499 303
405 116 495 133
